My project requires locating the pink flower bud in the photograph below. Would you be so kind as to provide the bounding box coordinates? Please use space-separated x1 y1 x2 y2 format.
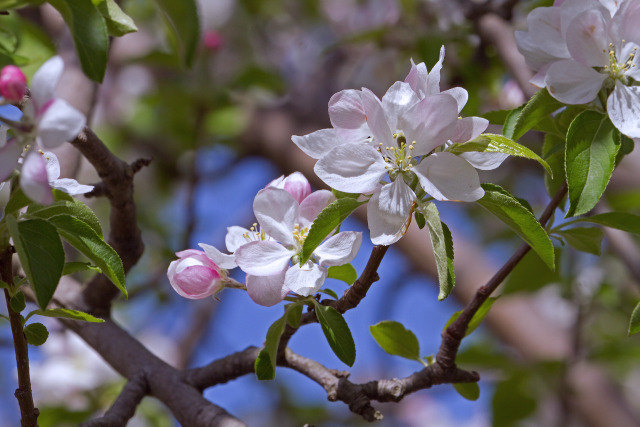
203 30 223 51
167 249 223 299
0 65 27 102
268 172 311 204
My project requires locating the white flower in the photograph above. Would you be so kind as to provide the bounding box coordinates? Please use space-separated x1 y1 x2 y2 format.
235 187 361 306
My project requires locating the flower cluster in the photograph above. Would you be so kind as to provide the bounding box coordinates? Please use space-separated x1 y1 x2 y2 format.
168 173 362 306
516 0 640 138
0 56 90 204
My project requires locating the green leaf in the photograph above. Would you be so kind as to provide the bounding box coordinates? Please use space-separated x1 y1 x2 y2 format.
285 303 303 328
556 227 603 255
254 313 287 380
24 322 48 346
421 202 455 301
24 308 104 323
28 199 103 238
313 301 356 366
62 261 102 276
9 291 25 313
49 0 109 82
327 264 357 285
512 88 563 140
482 109 510 126
414 211 426 229
616 134 635 167
448 133 552 176
542 133 566 200
629 300 640 335
152 0 200 67
565 111 620 217
502 105 524 139
5 187 31 215
0 0 43 10
300 197 366 264
47 215 126 298
453 382 480 401
477 184 555 269
6 215 64 310
568 212 640 235
92 0 138 36
444 297 498 337
369 320 421 362
319 289 339 300
503 249 561 294
331 189 361 199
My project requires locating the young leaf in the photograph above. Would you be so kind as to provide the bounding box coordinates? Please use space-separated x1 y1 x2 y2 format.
92 0 138 36
327 264 358 285
62 261 102 276
414 211 426 229
542 133 566 200
444 297 499 337
28 199 103 238
453 382 480 401
254 314 287 380
477 184 555 269
319 289 340 300
6 215 65 310
46 215 126 298
629 300 640 336
502 105 524 139
421 202 455 301
313 301 356 366
569 212 640 235
285 303 303 328
24 308 104 323
556 227 604 255
615 135 634 166
9 291 26 313
151 0 200 67
300 197 366 264
24 322 49 346
369 320 421 362
49 0 109 82
512 88 563 141
565 111 620 217
4 187 31 215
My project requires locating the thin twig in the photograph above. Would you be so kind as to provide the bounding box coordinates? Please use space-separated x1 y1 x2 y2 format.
79 374 148 427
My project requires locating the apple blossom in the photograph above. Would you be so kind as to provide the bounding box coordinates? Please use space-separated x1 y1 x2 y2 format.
167 249 223 299
235 186 361 306
0 65 27 102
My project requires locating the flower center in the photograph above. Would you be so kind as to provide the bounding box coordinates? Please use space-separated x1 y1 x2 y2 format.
243 223 269 242
603 41 637 80
375 132 415 179
292 223 309 247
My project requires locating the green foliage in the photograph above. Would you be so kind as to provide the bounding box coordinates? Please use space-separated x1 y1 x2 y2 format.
542 133 565 199
24 308 104 323
421 202 455 301
369 320 422 363
502 105 524 139
4 187 31 216
492 375 537 426
9 291 26 313
511 88 563 140
92 0 138 36
503 250 561 294
300 198 366 264
453 382 480 401
443 298 498 337
24 322 49 346
565 111 620 217
569 212 640 235
62 261 102 276
313 301 356 367
151 0 200 67
327 264 357 285
629 301 640 335
477 184 555 269
556 227 603 255
6 215 65 310
28 199 103 238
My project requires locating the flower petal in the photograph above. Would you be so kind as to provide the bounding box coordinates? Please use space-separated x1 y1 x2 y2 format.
31 56 63 109
225 226 252 253
441 87 468 114
246 271 289 306
528 7 570 60
414 152 484 202
381 81 420 131
565 10 610 67
50 178 94 195
253 187 298 247
314 231 362 267
21 151 53 204
367 178 415 246
168 262 220 299
235 240 294 276
402 93 459 154
299 189 335 228
199 243 238 269
450 117 489 143
404 58 429 96
315 143 387 193
459 151 509 170
360 87 393 146
328 89 370 143
37 99 86 149
292 128 341 160
0 139 21 182
545 59 606 104
425 45 445 96
285 261 327 296
608 82 640 138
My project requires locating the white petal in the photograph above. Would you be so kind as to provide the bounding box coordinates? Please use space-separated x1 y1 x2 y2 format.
367 179 415 246
402 93 459 154
545 59 606 104
21 151 53 204
299 189 335 228
246 272 288 306
426 45 445 96
49 178 94 195
198 243 238 269
450 117 489 143
515 30 561 71
314 231 362 267
292 128 341 160
41 151 60 180
381 81 420 131
285 262 327 296
0 139 21 182
37 99 86 149
441 87 468 114
235 241 294 276
31 56 63 109
404 58 429 96
225 226 251 253
459 151 509 170
328 89 370 143
360 87 393 146
528 7 570 59
315 143 387 193
414 152 484 202
565 10 610 67
253 187 298 247
608 82 640 138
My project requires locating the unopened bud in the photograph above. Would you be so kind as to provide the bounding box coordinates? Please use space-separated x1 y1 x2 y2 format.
203 30 223 51
0 65 27 102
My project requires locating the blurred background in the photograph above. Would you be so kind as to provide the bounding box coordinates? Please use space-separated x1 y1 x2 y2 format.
2 0 640 425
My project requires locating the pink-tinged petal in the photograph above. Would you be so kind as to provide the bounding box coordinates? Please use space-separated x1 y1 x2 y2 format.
315 143 387 193
283 172 311 204
235 240 294 276
381 81 420 131
225 226 252 253
199 243 238 269
528 7 570 59
37 99 86 149
315 231 362 267
565 10 610 67
404 58 429 95
367 179 415 246
50 178 94 195
616 1 640 48
328 89 370 143
41 151 60 180
414 152 484 202
292 128 341 160
459 151 509 170
285 262 327 296
31 56 63 110
545 59 606 104
515 30 561 72
0 139 21 182
360 88 393 146
168 257 221 299
441 87 468 114
21 151 53 204
299 189 335 228
560 0 608 38
425 45 445 96
253 187 298 247
402 93 458 154
450 117 489 143
246 272 288 306
0 65 27 102
529 63 553 88
608 82 640 138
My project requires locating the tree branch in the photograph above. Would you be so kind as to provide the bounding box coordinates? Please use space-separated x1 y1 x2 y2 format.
79 374 148 427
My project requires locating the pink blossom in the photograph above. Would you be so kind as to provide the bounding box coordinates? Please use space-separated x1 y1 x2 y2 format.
203 30 223 51
167 250 224 299
0 65 27 102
